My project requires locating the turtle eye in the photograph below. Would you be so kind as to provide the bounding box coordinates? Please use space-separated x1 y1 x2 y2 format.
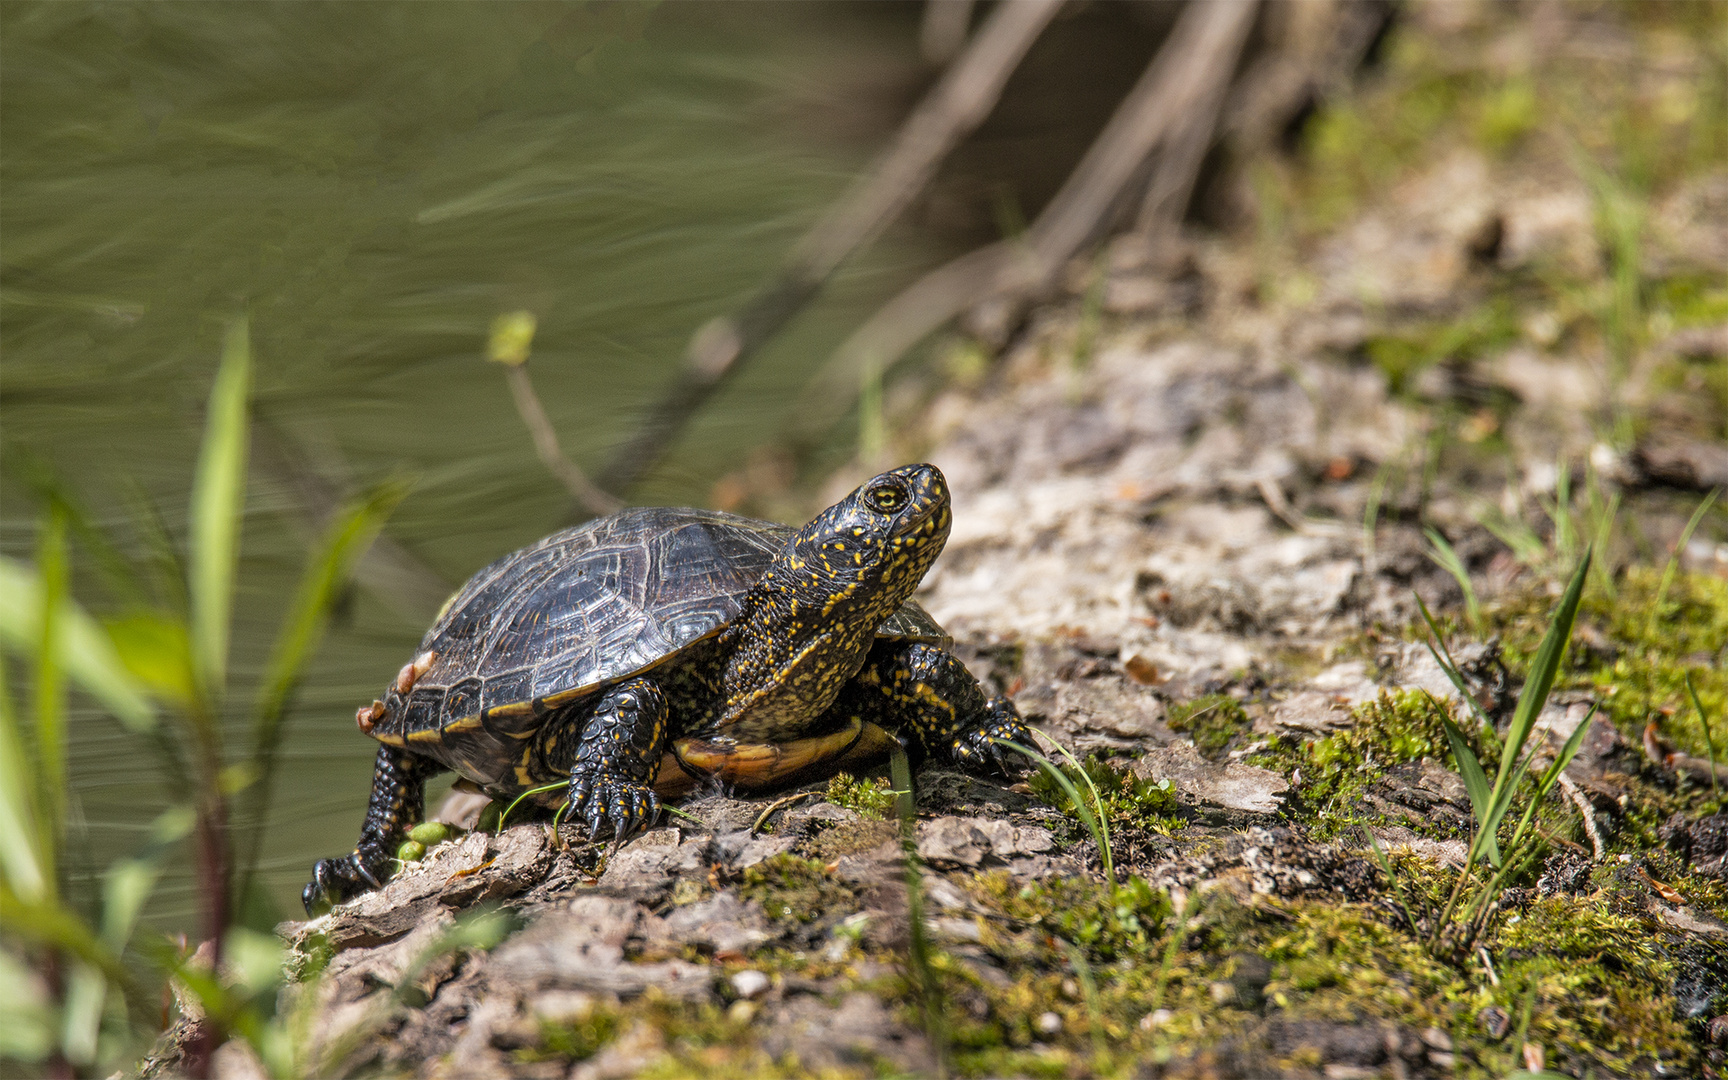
865 483 906 513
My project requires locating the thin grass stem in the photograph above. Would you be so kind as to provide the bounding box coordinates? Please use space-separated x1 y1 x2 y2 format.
1649 488 1720 638
1689 671 1719 799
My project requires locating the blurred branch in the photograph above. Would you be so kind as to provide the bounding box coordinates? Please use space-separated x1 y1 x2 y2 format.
596 0 1064 498
505 364 624 517
795 0 1260 441
920 0 977 65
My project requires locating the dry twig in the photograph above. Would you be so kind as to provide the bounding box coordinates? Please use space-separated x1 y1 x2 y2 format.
596 0 1063 497
504 364 624 518
920 0 978 66
795 0 1260 441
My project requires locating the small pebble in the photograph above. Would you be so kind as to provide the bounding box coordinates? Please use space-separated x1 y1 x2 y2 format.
1139 1008 1174 1031
730 969 771 1000
1035 1012 1063 1036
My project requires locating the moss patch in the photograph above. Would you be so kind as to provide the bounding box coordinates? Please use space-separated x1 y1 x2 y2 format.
1251 689 1468 840
1025 753 1185 834
738 854 856 926
1494 566 1727 780
1166 694 1251 759
824 772 896 819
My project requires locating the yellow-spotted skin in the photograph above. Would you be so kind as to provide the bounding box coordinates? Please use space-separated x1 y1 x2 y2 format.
304 464 1027 914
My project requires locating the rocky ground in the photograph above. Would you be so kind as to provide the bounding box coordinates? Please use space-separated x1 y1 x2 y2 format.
153 4 1728 1078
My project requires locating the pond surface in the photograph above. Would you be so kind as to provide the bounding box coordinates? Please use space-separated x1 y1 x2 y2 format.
1 1 954 925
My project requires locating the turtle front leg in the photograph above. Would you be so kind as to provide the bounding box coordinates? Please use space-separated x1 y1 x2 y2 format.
304 745 445 915
832 640 1032 777
565 677 669 842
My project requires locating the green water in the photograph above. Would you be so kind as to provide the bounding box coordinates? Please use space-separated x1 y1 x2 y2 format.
0 2 949 924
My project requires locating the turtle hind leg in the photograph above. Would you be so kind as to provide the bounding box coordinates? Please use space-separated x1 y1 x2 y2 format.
566 677 669 842
833 640 1032 778
304 744 445 915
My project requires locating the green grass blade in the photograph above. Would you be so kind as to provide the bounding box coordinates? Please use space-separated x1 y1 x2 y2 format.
1415 593 1495 731
1496 549 1591 795
0 557 157 733
1424 527 1481 631
889 741 949 1078
1548 462 1575 565
1690 672 1720 797
61 960 105 1066
1586 478 1620 599
32 509 68 880
499 782 565 829
1534 702 1598 802
253 480 407 752
189 317 253 704
238 481 407 888
1649 488 1720 638
0 656 47 902
996 738 1113 886
1041 736 1115 886
1477 506 1547 566
1363 828 1420 934
1434 701 1501 868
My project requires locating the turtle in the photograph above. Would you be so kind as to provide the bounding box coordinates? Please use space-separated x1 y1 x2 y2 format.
303 462 1030 913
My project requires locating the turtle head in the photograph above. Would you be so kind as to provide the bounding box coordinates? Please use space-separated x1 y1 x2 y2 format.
779 462 951 622
721 464 951 736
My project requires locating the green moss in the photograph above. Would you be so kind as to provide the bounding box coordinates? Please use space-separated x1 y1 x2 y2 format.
972 873 1172 964
1475 76 1538 155
1363 298 1520 398
1251 689 1468 840
1492 566 1727 775
1478 894 1690 1076
1261 905 1457 1025
1166 694 1250 758
1024 754 1184 833
738 854 856 926
530 1005 620 1063
804 818 896 862
824 772 895 819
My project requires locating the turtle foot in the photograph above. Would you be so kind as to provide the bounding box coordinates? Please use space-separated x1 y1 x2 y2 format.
303 844 390 916
568 773 662 843
948 697 1034 778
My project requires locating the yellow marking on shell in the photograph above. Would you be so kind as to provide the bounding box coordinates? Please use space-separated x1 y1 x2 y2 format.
442 714 484 734
515 763 535 787
407 728 444 745
373 732 408 748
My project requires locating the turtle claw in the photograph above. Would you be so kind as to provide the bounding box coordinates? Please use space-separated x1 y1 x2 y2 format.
568 773 660 844
303 844 392 916
950 698 1033 779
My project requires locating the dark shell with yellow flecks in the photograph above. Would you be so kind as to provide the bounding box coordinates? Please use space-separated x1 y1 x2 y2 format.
365 507 946 786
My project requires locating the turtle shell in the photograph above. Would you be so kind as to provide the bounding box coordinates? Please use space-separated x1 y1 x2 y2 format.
367 506 947 785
